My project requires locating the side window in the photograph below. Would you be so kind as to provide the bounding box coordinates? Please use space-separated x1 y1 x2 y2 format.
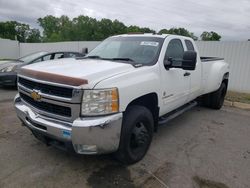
67 53 79 58
185 40 195 51
42 54 53 61
54 53 64 59
31 58 42 63
164 39 184 60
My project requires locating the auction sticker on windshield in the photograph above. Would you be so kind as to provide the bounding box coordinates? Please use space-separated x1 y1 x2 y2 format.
140 41 159 46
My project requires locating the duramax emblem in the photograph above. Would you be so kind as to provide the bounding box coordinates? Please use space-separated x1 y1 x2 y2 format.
30 90 42 101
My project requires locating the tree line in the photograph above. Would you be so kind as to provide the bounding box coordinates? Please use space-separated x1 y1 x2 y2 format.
0 15 221 42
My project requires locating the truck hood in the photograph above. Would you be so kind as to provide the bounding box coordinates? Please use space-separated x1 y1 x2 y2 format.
21 58 135 88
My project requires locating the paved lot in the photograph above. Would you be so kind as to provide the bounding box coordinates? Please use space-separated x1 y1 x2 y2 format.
0 87 17 102
0 89 250 188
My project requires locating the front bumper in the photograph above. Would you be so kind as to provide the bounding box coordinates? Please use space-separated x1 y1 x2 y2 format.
14 94 123 154
0 72 17 86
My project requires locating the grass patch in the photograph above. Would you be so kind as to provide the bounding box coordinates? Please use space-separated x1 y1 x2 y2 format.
226 91 250 104
0 59 12 61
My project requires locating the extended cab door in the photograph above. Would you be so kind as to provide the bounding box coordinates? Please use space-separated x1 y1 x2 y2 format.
159 37 190 115
183 39 202 101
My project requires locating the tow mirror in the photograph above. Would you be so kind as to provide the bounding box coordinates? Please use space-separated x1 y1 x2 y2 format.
163 57 173 69
164 51 197 71
181 51 197 70
164 57 182 70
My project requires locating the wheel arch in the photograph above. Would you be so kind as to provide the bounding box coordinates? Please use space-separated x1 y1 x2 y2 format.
125 92 159 131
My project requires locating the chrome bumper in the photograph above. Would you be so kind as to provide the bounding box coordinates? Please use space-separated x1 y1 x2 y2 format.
14 94 123 154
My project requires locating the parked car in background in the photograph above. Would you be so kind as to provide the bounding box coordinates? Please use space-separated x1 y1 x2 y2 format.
0 51 84 86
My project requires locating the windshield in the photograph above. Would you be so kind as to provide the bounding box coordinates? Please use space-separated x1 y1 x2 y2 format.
87 36 164 65
18 52 48 63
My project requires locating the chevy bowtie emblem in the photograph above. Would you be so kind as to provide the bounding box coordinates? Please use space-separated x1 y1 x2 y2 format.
30 90 42 101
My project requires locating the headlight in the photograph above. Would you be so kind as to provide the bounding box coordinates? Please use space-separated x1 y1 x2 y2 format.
81 88 119 116
0 65 16 73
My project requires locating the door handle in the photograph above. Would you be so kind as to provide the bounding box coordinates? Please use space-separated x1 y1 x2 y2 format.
183 72 191 77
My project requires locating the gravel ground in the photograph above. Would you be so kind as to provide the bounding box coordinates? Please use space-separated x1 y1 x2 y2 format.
0 89 250 188
0 87 17 102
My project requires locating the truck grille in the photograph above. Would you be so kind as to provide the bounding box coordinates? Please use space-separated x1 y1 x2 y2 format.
20 93 71 117
19 77 73 98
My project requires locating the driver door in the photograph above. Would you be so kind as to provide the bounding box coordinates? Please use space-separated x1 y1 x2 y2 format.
160 38 190 114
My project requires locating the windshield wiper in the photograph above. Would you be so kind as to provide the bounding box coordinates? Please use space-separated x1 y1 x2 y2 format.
77 56 142 67
78 56 135 62
82 56 134 62
110 57 144 67
76 55 103 60
83 55 102 59
110 58 134 62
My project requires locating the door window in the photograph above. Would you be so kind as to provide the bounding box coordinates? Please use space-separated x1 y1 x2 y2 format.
67 53 78 58
164 39 184 68
54 53 64 59
185 40 195 51
31 58 42 63
164 39 184 60
42 54 53 61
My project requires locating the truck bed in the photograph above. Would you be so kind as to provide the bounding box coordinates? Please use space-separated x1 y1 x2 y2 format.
201 57 224 62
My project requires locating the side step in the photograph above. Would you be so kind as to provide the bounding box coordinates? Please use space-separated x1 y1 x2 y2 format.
158 101 197 126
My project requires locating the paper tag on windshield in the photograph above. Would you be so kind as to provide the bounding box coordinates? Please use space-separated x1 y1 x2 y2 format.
140 41 159 46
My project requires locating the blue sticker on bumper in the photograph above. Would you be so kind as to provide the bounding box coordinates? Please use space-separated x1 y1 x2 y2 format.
62 130 71 139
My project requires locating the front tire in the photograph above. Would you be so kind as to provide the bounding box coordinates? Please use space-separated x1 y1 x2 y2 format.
115 105 154 164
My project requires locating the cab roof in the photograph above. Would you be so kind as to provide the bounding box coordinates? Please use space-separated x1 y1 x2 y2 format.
112 33 194 41
113 33 169 39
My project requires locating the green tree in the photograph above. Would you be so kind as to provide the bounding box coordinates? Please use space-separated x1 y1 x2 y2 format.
38 15 60 41
168 28 190 36
0 21 18 40
0 21 41 42
37 16 203 42
1 16 223 43
200 31 221 41
26 29 41 42
111 20 127 35
158 27 198 40
15 23 30 42
98 18 114 39
139 27 156 33
72 15 99 41
158 29 168 34
38 15 157 41
58 15 73 41
127 25 141 33
189 32 198 41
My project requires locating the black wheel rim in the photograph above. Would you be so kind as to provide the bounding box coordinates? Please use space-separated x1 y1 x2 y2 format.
129 122 150 155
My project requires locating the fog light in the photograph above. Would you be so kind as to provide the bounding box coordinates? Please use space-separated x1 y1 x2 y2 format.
74 144 97 154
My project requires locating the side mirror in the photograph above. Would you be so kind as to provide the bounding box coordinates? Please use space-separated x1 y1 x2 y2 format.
164 51 197 71
181 51 197 70
163 57 173 70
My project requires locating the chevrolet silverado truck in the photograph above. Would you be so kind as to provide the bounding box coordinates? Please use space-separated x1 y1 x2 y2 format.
14 34 229 164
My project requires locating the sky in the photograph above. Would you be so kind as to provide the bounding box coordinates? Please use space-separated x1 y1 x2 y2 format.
0 0 249 41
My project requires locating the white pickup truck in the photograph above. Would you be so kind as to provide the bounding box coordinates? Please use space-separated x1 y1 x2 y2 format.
14 34 229 164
